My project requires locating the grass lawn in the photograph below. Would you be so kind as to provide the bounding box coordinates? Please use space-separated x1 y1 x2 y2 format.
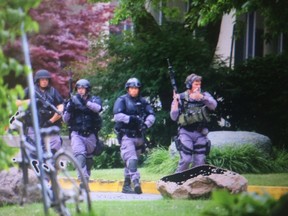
89 168 164 181
88 168 288 186
1 169 287 216
243 173 288 186
0 200 208 216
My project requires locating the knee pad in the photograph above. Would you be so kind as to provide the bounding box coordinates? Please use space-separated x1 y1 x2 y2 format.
127 159 138 172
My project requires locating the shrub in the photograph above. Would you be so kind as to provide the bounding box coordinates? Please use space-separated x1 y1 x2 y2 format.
270 148 288 172
215 54 288 148
144 147 179 174
92 145 123 169
207 145 274 174
144 145 288 175
200 190 288 216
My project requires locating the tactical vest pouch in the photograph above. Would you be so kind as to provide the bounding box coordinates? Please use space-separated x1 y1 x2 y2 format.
178 106 210 126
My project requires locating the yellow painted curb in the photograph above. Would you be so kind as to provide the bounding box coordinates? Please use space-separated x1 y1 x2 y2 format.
58 179 288 199
58 178 159 194
247 185 288 199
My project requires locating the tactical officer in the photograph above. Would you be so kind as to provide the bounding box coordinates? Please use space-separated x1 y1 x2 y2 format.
16 69 64 154
170 73 217 172
113 78 155 194
63 79 102 188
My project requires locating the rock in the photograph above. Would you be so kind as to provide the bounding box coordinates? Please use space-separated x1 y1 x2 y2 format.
169 131 272 155
0 167 42 206
157 165 248 199
207 131 272 153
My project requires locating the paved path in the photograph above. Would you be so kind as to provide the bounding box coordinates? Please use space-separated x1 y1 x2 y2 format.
89 192 163 201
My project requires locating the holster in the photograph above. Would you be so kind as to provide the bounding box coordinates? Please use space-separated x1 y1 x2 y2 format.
174 136 182 151
114 128 124 145
174 136 193 155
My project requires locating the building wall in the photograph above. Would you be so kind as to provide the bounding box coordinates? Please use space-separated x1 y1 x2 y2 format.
214 11 235 67
216 10 286 67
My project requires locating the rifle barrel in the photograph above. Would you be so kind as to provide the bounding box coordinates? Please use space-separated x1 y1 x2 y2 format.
35 91 62 116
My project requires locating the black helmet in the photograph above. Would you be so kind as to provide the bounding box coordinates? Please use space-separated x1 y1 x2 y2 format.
75 79 91 91
125 78 141 89
34 69 51 83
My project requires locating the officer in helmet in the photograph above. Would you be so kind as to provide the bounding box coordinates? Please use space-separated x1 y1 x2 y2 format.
113 77 155 194
170 73 217 172
63 79 102 189
16 69 64 154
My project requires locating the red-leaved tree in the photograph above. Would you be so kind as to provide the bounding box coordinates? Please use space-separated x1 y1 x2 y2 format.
5 0 114 97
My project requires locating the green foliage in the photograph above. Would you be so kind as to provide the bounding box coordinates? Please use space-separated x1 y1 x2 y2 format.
0 0 40 170
92 145 123 169
89 0 184 24
88 0 288 151
0 140 17 169
244 173 288 187
144 147 178 174
185 0 288 39
90 0 288 40
89 23 214 146
200 190 288 216
271 149 288 172
207 145 274 174
0 199 207 216
216 54 288 147
144 146 288 175
92 144 149 169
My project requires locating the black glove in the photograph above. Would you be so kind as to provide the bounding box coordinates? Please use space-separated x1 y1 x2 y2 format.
141 123 148 132
71 95 83 107
42 120 53 128
66 101 74 113
35 97 41 106
129 116 142 127
76 94 87 105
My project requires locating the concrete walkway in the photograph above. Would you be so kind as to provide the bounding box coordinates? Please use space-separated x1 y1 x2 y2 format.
89 192 162 201
88 181 288 200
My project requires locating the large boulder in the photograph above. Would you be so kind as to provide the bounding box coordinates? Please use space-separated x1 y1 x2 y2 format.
157 165 248 199
169 131 272 156
0 167 42 206
207 131 272 153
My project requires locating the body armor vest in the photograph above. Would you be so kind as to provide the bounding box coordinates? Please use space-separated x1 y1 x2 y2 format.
114 94 148 131
177 91 211 126
24 86 60 127
69 97 102 133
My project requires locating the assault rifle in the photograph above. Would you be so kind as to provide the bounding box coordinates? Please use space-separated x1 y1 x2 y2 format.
35 91 62 116
167 58 179 94
66 71 85 109
167 59 182 110
64 70 73 107
68 70 73 98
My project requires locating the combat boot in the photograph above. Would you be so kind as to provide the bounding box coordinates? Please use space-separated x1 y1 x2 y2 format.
122 177 135 194
133 179 142 194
